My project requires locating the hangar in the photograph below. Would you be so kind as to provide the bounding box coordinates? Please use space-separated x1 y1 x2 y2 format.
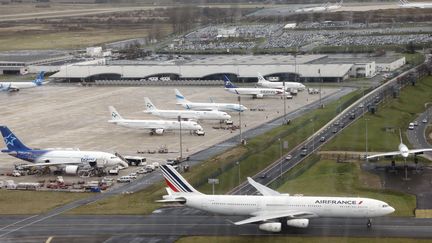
50 54 352 83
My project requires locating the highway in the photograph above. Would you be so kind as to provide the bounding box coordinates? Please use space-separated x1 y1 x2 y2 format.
407 106 432 160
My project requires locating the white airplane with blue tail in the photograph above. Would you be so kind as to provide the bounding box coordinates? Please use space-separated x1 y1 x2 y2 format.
0 72 47 92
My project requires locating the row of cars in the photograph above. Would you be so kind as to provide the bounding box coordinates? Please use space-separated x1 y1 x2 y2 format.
408 118 428 130
116 162 161 183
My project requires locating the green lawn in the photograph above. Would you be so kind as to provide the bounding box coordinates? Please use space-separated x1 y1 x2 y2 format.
0 191 90 214
177 237 431 243
323 76 432 153
276 159 415 216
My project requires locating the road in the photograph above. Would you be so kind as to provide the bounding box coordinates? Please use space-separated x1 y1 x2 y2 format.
407 106 432 160
1 208 432 242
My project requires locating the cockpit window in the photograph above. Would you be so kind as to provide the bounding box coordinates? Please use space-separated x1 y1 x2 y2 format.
382 205 388 208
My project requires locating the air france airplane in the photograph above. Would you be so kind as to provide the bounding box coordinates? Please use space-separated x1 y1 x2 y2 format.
0 72 47 92
158 165 395 232
257 73 306 91
0 126 128 174
108 106 203 135
223 76 290 99
144 97 231 121
367 130 432 160
175 89 248 112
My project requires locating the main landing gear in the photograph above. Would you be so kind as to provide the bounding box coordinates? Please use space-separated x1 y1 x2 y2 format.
367 219 372 228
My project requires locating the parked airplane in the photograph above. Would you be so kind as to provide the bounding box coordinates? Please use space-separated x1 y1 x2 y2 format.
257 73 306 91
399 0 432 8
144 97 231 121
0 72 47 92
295 0 342 12
0 126 128 174
175 89 248 112
108 106 203 135
158 165 395 232
223 76 290 99
366 130 432 160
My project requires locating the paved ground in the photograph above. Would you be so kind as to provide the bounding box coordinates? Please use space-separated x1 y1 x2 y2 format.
0 85 337 184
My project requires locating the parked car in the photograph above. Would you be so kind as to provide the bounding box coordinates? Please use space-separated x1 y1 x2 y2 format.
137 168 148 174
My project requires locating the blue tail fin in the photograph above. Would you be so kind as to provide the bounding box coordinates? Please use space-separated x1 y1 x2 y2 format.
0 126 31 151
223 75 237 89
33 71 45 86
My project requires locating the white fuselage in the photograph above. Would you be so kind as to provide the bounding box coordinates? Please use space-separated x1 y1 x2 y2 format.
183 194 394 218
179 102 247 112
258 81 306 91
398 143 410 158
145 109 231 121
0 82 38 91
225 87 288 97
399 2 432 8
110 119 203 131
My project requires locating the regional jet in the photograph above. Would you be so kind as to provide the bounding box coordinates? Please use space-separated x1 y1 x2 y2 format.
144 97 231 121
223 76 290 99
108 106 203 135
0 126 128 174
256 73 306 91
295 0 342 12
175 89 248 112
158 165 395 232
366 130 432 160
399 0 432 8
0 72 47 92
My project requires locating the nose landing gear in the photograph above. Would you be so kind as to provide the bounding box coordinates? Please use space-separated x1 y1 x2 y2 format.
367 219 372 228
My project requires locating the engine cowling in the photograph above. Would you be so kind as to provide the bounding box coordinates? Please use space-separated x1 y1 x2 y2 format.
255 93 264 99
286 219 309 228
64 165 79 175
155 128 164 135
258 222 282 232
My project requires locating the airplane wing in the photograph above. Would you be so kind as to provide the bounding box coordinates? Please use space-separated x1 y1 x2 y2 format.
21 161 80 167
247 177 280 196
366 151 401 159
234 210 317 225
408 148 432 154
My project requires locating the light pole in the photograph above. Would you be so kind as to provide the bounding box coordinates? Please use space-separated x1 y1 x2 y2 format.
311 118 315 151
178 115 183 160
318 68 322 108
238 96 242 144
279 138 282 178
365 118 369 161
236 161 241 186
283 81 287 125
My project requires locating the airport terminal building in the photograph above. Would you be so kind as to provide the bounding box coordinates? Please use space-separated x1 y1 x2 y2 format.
50 54 405 83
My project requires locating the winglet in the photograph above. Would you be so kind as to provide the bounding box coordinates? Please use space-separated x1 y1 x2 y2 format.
144 97 157 111
108 106 123 121
247 177 281 196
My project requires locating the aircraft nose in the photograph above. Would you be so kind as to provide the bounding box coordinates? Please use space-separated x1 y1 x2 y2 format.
389 206 395 214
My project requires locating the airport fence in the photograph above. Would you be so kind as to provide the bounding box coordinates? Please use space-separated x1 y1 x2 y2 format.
94 79 224 86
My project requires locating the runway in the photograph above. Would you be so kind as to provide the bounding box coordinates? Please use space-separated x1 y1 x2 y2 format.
1 207 432 242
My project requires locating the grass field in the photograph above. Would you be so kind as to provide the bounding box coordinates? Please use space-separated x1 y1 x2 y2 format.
0 191 90 214
176 237 432 243
276 159 415 216
323 76 432 153
0 26 172 51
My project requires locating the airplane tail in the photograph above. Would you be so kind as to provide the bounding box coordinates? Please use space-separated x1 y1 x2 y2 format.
257 73 266 83
0 126 31 152
33 71 45 86
223 75 237 89
399 0 409 5
144 97 157 111
160 165 202 194
175 89 190 104
108 106 124 121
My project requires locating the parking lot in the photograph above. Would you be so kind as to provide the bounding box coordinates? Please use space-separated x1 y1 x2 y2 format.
0 84 338 186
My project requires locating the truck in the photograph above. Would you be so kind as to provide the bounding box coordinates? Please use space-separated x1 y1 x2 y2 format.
108 167 119 175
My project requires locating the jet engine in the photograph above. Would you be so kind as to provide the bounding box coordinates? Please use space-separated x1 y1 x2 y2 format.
255 94 264 99
286 219 309 228
258 222 282 232
64 165 79 175
155 128 164 135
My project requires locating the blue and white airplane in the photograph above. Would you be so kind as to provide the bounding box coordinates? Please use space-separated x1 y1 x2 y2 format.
0 72 47 92
223 75 289 99
175 89 248 112
0 126 128 174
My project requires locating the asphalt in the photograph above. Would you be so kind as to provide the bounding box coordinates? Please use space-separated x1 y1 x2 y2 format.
2 210 432 243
